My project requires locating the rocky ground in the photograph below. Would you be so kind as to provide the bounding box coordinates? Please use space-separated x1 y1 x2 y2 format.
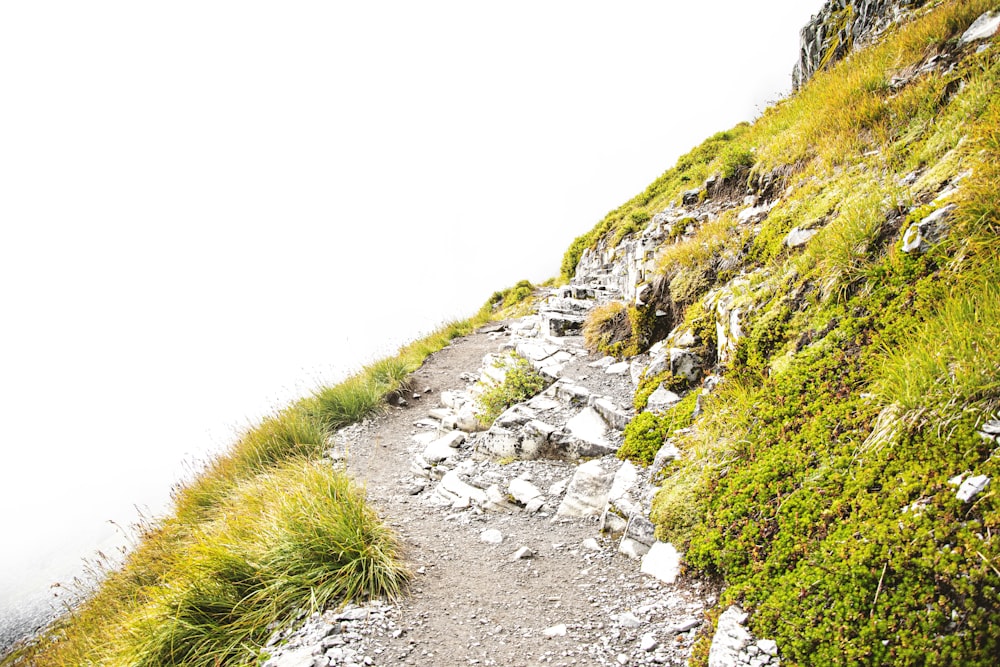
261 291 777 667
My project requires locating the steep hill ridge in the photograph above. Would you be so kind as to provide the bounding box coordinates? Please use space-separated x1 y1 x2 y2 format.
557 0 1000 664
5 2 999 666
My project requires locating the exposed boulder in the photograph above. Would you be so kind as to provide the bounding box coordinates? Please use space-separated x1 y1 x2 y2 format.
958 10 1000 46
956 475 990 503
670 348 703 382
645 386 681 413
556 459 616 519
640 541 682 584
784 226 819 248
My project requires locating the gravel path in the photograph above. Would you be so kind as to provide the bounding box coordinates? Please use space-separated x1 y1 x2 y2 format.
264 322 717 667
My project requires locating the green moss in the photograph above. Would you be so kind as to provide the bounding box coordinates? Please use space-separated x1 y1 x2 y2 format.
619 390 699 465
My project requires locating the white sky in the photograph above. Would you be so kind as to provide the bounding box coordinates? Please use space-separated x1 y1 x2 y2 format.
0 0 824 615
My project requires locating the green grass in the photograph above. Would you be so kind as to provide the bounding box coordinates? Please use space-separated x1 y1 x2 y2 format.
563 1 1000 664
876 277 1000 417
618 390 699 466
118 461 406 667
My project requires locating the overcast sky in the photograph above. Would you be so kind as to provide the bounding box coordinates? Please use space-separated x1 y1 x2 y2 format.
0 0 825 618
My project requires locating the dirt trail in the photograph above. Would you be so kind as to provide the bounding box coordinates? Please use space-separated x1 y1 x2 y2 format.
330 325 714 667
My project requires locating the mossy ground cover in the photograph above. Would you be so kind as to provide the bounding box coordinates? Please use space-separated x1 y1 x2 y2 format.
570 2 1000 663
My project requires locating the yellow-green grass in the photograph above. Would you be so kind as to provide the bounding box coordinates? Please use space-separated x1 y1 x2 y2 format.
2 287 529 666
562 0 1000 282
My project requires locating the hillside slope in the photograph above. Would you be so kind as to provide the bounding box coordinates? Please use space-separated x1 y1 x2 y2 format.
561 0 1000 664
6 2 998 666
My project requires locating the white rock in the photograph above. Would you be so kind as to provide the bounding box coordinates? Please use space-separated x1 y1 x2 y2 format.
543 624 567 638
516 342 560 362
456 403 482 432
411 430 439 446
548 477 570 497
555 460 615 518
606 361 631 375
440 471 488 505
440 390 468 410
641 353 670 381
527 395 562 411
902 204 955 253
959 11 1000 46
600 509 629 536
640 541 681 584
480 529 504 545
588 356 616 369
670 618 702 634
738 203 771 223
619 537 651 560
669 348 702 381
650 441 681 475
512 546 534 560
630 358 647 387
640 633 659 652
525 498 545 514
708 606 752 667
590 397 630 431
957 475 990 502
784 226 818 248
565 407 610 448
609 461 638 502
615 611 643 628
422 431 467 463
582 537 602 551
757 639 778 657
645 386 681 412
476 427 522 460
486 484 506 505
509 478 544 505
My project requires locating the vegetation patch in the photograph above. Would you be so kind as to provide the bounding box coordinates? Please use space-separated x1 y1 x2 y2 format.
583 302 656 359
486 279 539 318
474 354 548 425
568 2 1000 664
619 391 699 466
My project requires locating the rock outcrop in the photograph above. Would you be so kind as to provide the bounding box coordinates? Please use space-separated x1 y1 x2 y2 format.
793 0 928 89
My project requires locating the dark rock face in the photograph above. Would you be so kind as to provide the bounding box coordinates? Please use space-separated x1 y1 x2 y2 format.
792 0 928 89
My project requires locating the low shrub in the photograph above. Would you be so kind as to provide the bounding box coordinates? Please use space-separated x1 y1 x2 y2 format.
475 354 548 425
619 391 699 465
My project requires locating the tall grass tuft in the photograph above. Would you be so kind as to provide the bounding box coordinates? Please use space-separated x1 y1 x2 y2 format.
9 309 502 666
876 276 1000 417
119 460 407 667
174 406 326 523
797 183 899 301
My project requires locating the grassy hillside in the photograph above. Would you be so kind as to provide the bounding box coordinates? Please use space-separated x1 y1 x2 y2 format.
2 286 537 667
569 1 1000 664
